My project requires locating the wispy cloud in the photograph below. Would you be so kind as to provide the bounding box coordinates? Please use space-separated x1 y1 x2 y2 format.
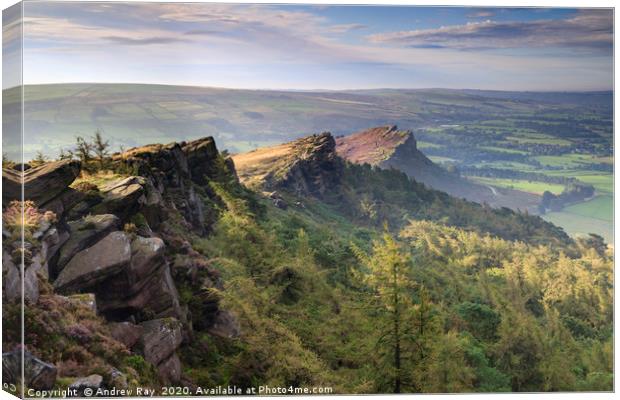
368 10 612 54
467 9 495 18
102 36 187 46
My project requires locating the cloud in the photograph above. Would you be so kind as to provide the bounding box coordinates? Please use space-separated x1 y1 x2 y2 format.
102 36 186 46
467 10 495 18
328 23 368 34
367 10 612 54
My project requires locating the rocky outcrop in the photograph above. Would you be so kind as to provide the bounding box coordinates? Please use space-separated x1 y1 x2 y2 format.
2 349 58 390
208 310 241 339
54 231 131 294
269 133 343 198
139 318 183 384
182 137 220 186
335 125 542 211
91 177 147 220
96 236 184 323
2 135 241 390
53 214 120 277
108 322 143 349
232 132 343 199
2 205 63 304
110 137 228 234
2 159 81 205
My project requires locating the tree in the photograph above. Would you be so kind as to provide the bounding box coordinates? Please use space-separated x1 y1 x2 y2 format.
30 151 48 167
92 129 110 169
58 148 73 160
75 136 93 164
2 152 15 169
353 230 415 393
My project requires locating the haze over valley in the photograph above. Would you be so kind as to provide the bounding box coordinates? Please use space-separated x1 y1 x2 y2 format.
3 83 612 241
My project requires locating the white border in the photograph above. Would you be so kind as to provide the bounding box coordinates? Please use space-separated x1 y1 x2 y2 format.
0 1 616 400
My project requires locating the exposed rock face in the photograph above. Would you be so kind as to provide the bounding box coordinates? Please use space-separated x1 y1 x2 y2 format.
157 353 182 385
54 231 131 294
2 349 58 390
335 125 541 211
2 208 62 304
92 177 147 220
140 318 183 383
108 322 144 349
54 214 121 277
232 132 343 199
208 311 241 339
110 137 227 234
2 136 241 389
96 237 184 323
182 137 219 185
2 159 81 205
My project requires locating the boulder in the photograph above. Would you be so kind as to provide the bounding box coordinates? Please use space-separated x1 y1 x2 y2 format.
41 188 87 220
85 232 187 323
108 321 143 349
157 353 182 385
208 311 241 339
139 318 183 366
112 237 166 293
54 231 131 293
2 159 81 205
2 349 57 390
2 254 21 303
54 214 120 275
92 177 146 220
107 368 128 390
69 374 103 395
2 253 41 304
40 227 68 265
23 264 40 304
97 264 184 323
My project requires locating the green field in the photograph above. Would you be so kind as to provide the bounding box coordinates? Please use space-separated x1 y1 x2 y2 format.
563 195 613 222
544 171 613 194
535 154 607 168
543 211 613 243
471 177 565 195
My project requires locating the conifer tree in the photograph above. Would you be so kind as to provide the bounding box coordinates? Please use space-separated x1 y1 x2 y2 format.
354 230 415 393
92 129 110 169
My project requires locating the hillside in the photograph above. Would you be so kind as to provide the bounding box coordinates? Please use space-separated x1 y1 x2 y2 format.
335 125 540 211
2 132 612 394
233 132 568 246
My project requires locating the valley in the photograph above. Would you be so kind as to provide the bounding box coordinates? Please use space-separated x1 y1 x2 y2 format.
3 83 612 241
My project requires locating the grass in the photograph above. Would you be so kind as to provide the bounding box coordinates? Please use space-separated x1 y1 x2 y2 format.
563 195 613 222
543 211 613 244
71 170 129 189
479 146 528 155
418 141 443 149
428 156 456 163
471 177 565 195
535 154 602 168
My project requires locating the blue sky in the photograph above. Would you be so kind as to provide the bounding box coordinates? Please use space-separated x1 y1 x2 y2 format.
5 2 613 90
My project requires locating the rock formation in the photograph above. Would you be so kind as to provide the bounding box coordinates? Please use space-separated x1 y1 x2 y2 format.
2 136 240 388
232 132 343 198
335 125 540 211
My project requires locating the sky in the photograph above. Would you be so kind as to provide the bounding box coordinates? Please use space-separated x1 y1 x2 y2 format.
3 2 614 90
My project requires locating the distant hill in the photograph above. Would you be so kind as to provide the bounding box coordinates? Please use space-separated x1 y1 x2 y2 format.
335 125 540 211
2 83 612 161
232 132 569 245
